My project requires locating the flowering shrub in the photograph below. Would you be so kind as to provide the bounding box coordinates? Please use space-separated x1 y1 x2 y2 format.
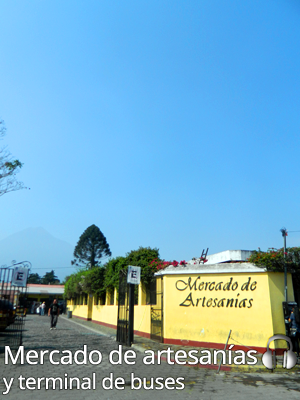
247 248 286 271
150 259 170 271
248 247 300 302
149 259 190 271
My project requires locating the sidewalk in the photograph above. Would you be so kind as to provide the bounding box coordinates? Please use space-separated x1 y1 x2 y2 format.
2 314 300 399
61 315 300 373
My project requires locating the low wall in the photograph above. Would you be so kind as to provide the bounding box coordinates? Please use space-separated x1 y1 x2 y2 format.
67 264 294 352
159 267 294 351
67 302 151 335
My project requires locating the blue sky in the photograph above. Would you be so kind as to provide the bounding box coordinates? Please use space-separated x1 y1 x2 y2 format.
1 0 300 278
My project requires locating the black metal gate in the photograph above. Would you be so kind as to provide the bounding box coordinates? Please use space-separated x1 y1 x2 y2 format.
116 269 129 345
0 261 31 353
150 276 164 342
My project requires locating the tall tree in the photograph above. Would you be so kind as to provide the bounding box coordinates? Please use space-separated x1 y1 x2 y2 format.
0 120 25 196
72 224 111 268
27 273 41 284
41 270 60 284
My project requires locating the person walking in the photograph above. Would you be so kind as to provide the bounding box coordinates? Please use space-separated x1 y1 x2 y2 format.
48 298 60 330
40 302 46 316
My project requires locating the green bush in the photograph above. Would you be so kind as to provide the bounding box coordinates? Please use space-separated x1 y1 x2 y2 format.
64 246 162 299
64 269 102 299
248 247 300 303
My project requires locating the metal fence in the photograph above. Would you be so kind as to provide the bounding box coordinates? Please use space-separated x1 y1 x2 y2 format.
150 276 164 343
116 269 129 345
0 261 31 353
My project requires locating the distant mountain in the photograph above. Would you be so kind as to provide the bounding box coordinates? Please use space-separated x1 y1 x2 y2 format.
0 227 76 281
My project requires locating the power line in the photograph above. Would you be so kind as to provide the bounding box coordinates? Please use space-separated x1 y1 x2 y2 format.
30 267 77 270
30 264 108 271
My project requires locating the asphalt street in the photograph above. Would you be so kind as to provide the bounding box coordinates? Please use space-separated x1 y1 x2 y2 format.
0 314 300 399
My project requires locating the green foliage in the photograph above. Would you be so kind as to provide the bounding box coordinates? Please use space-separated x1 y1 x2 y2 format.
248 248 284 270
41 270 60 284
126 247 160 286
248 247 300 272
64 273 77 299
104 256 128 290
248 247 300 302
27 273 41 284
72 224 111 268
5 160 23 171
27 271 60 285
64 246 162 299
86 267 106 297
0 119 26 196
104 247 162 290
62 275 71 285
63 267 106 299
64 269 89 299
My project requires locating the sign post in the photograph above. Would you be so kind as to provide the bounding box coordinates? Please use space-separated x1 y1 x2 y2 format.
127 266 141 346
11 266 29 288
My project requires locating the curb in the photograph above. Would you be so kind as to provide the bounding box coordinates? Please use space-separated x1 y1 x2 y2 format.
132 344 300 373
230 363 300 373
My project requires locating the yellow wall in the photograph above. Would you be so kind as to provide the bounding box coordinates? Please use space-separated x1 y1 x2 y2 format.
91 303 118 326
268 272 294 348
133 305 151 333
163 272 294 349
67 289 151 333
67 303 89 319
67 270 294 350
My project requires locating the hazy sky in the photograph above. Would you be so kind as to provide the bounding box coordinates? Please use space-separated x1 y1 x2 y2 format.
1 0 300 275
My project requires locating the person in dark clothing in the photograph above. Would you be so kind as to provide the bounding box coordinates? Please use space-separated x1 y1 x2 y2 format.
48 298 60 330
289 308 300 357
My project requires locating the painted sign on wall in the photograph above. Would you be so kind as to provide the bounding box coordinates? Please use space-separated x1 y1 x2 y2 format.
175 276 256 308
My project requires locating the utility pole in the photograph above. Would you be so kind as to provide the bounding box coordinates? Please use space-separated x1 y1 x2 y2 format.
280 228 288 302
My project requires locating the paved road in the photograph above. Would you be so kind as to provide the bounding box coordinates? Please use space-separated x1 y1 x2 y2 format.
0 315 300 399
